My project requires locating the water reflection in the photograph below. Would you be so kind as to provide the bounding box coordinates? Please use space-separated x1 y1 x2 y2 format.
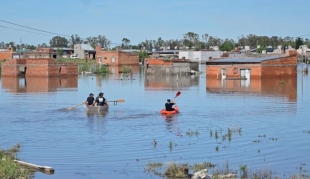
145 74 199 89
162 114 183 136
206 76 297 102
1 76 78 93
85 110 108 119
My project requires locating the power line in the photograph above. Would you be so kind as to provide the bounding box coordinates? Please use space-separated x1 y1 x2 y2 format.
0 24 55 37
0 19 122 46
0 19 71 37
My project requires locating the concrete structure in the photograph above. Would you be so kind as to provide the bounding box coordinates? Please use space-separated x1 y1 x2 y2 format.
1 58 78 77
74 42 96 59
205 50 298 80
144 58 199 75
179 51 223 64
95 46 139 66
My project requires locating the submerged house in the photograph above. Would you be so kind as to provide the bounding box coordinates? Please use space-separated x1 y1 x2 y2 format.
206 50 298 80
1 58 78 77
95 46 139 66
144 58 199 75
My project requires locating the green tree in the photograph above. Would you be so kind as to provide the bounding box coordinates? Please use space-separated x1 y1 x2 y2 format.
220 40 235 51
295 37 304 49
69 34 83 48
49 36 69 47
256 46 266 53
183 32 200 50
137 51 149 63
121 38 130 49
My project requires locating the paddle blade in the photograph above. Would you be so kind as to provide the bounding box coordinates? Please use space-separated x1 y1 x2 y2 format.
174 91 181 99
117 99 125 102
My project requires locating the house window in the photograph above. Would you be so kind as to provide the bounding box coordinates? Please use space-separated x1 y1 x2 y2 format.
99 57 102 64
111 57 115 63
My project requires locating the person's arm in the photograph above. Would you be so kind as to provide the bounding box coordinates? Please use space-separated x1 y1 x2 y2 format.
172 100 176 105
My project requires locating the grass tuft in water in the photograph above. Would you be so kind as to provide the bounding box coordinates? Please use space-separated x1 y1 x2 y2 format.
153 138 157 148
193 162 216 172
169 140 173 151
164 162 188 178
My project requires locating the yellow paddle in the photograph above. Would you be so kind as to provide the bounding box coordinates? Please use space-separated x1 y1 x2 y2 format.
106 99 125 102
106 99 125 105
68 102 84 110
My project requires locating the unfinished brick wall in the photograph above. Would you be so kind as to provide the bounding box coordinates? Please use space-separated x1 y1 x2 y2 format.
1 58 78 77
96 46 139 66
118 52 139 65
261 55 297 77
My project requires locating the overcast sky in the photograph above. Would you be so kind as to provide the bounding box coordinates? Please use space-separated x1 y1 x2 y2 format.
1 0 309 46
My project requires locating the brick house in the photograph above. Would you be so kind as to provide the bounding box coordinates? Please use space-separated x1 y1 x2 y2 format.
95 46 139 66
0 46 19 61
1 58 78 77
205 50 298 80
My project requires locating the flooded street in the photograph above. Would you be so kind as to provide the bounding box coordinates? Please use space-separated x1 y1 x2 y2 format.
1 64 310 179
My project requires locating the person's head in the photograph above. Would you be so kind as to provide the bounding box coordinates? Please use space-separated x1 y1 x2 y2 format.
89 93 94 97
99 92 104 97
167 99 171 102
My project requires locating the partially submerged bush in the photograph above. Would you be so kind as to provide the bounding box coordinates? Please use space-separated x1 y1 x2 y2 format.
95 64 110 74
121 65 131 73
0 144 34 179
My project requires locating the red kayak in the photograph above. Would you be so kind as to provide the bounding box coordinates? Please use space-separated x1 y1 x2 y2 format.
160 106 180 115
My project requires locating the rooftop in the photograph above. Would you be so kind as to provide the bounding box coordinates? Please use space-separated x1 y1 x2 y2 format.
207 55 284 63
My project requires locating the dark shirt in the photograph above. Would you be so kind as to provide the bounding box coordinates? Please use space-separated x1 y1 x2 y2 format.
96 97 106 106
165 102 175 111
86 97 95 105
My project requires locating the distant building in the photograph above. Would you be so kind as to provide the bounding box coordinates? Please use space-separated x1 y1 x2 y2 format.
74 42 96 59
206 50 298 80
95 46 139 66
179 51 223 64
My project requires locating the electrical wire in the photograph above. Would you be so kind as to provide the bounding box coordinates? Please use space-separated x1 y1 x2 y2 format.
0 19 71 37
0 24 55 37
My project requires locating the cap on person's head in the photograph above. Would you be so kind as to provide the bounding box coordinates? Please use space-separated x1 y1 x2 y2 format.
167 99 171 102
89 93 94 96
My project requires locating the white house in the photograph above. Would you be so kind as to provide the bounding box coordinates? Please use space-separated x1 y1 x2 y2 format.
179 51 223 63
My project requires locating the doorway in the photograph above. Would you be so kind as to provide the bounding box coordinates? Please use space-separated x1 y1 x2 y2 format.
240 69 251 87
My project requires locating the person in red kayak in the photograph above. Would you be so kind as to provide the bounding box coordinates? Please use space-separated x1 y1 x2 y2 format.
165 99 176 111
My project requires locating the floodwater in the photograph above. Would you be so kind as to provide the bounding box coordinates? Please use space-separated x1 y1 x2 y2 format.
0 64 310 179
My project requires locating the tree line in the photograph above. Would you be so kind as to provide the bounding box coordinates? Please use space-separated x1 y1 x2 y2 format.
1 32 309 52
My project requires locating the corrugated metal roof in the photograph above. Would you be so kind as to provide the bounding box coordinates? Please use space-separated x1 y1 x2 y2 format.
207 56 284 63
81 44 95 51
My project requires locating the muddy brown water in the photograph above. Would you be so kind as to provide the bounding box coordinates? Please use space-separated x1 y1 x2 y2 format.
0 65 310 179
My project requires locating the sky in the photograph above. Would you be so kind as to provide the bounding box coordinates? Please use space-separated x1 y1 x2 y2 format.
1 0 310 46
